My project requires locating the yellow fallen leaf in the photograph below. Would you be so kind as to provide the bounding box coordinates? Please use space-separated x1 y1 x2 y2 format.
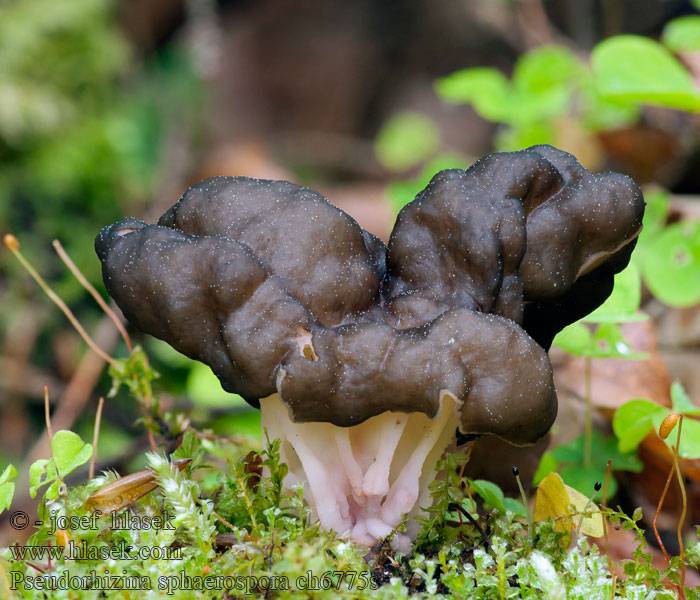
533 472 604 538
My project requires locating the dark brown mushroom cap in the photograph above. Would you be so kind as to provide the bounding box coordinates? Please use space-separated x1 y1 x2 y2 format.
95 145 644 445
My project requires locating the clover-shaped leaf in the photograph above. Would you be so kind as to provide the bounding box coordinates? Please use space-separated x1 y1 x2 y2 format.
29 459 58 499
663 16 700 53
671 381 700 415
613 399 667 453
641 221 700 307
553 321 647 359
592 35 700 111
583 264 646 324
51 430 93 478
0 464 18 511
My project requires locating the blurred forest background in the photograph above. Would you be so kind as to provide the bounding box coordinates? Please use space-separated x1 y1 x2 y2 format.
2 0 700 553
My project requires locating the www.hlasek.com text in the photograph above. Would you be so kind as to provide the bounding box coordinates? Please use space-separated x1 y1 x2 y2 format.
10 541 181 562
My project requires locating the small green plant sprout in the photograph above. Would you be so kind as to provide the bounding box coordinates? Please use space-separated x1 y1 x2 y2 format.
29 428 93 502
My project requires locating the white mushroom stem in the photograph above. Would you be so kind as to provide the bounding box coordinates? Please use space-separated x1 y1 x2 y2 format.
259 391 461 551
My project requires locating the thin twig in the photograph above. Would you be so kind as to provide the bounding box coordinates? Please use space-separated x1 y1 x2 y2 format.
652 465 674 565
448 502 490 550
671 416 687 595
52 240 133 354
584 356 592 467
147 429 157 453
212 510 236 532
601 459 614 576
4 235 116 366
265 533 275 600
44 385 54 441
89 397 105 480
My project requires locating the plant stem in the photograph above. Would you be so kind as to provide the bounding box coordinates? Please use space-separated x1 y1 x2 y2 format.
52 239 134 353
601 459 614 576
4 235 116 366
584 356 592 467
44 385 54 441
89 397 104 480
652 466 674 565
672 415 687 595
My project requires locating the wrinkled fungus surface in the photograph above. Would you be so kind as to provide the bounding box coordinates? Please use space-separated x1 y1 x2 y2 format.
96 145 644 548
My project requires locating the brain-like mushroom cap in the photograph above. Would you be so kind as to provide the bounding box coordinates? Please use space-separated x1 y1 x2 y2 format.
95 145 644 446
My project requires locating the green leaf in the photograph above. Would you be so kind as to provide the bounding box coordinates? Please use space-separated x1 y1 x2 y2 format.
51 430 93 478
0 464 17 486
513 45 581 95
583 264 646 323
579 70 640 132
0 482 14 512
374 112 439 171
435 67 511 121
613 399 669 452
503 497 529 520
678 418 700 458
552 431 643 474
0 465 17 511
108 346 159 399
211 411 262 439
533 451 557 486
509 45 581 123
172 428 202 465
553 321 647 359
494 121 556 151
388 153 469 213
552 322 593 356
640 221 700 307
44 480 62 501
657 415 700 459
632 189 670 263
29 459 58 499
671 381 700 415
560 465 615 501
591 323 648 359
186 362 248 409
469 479 507 514
663 16 700 53
387 179 419 212
591 35 700 111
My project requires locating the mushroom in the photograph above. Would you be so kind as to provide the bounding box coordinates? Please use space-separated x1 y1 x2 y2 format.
95 145 644 550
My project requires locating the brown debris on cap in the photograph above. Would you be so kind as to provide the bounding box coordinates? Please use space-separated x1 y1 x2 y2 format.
95 145 644 446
